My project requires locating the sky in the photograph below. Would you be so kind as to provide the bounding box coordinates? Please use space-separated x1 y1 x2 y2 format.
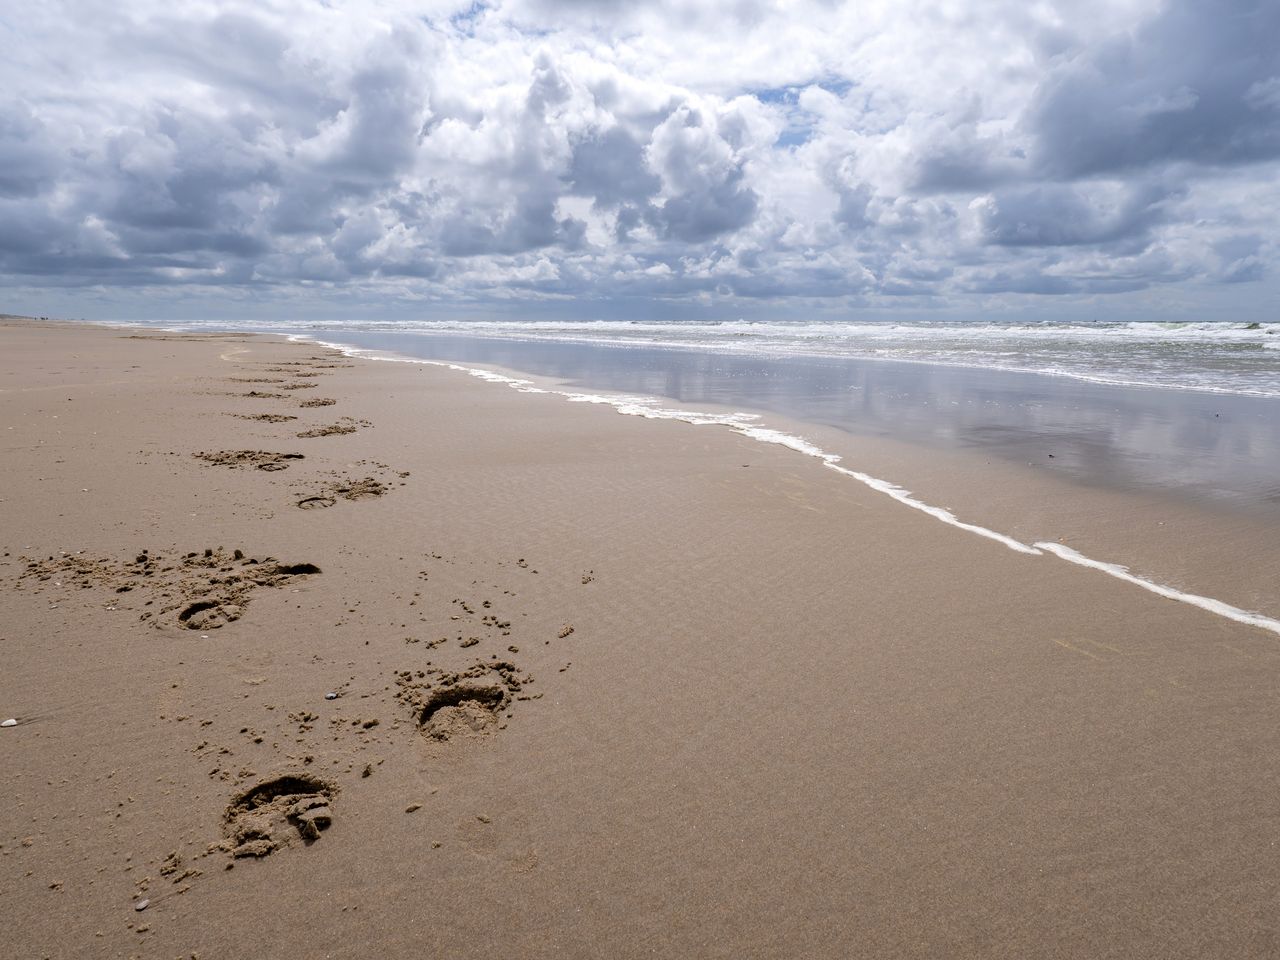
2 0 1279 323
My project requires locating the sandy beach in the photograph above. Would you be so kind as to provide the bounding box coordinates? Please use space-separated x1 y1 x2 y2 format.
4 316 1280 959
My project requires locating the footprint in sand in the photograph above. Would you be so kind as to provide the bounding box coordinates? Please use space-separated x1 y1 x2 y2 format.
163 556 321 630
332 478 386 499
295 475 389 509
177 597 245 630
20 549 322 630
297 495 338 510
296 417 370 439
299 397 337 407
223 773 336 858
227 413 299 423
396 661 528 742
193 450 305 471
417 683 508 740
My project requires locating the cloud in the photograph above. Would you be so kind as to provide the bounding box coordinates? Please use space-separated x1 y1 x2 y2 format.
0 104 62 199
0 0 1277 318
1026 0 1280 178
971 181 1174 248
568 127 661 207
645 104 760 242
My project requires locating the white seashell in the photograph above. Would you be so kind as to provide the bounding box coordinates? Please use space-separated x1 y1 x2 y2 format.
1 719 17 728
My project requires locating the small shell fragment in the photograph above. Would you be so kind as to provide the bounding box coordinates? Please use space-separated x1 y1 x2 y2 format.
134 899 150 912
1 719 17 728
324 692 338 701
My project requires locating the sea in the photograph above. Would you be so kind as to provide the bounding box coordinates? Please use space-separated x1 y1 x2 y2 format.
129 317 1280 395
290 318 1280 398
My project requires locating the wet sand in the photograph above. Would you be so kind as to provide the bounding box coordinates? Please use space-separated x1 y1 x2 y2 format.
3 317 1280 958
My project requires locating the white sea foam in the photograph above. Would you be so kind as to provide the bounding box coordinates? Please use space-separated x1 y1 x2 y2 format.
1035 542 1280 637
443 363 550 393
311 341 1279 638
823 463 1043 555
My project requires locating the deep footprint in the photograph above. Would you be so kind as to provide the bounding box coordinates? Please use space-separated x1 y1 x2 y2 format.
223 773 337 858
177 598 242 630
297 496 337 510
163 553 321 630
19 548 322 631
417 682 508 741
193 450 305 471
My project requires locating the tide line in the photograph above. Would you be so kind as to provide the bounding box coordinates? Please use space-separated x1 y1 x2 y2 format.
823 462 1042 555
1036 542 1280 637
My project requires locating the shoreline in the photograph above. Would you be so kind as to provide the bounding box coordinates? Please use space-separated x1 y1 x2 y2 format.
23 316 1280 512
28 313 1280 400
5 317 1280 958
310 328 1280 631
276 326 1280 517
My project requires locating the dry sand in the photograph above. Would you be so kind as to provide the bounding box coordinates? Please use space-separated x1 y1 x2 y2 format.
2 317 1279 958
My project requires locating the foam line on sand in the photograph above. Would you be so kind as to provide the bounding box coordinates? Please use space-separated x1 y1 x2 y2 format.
1036 541 1280 637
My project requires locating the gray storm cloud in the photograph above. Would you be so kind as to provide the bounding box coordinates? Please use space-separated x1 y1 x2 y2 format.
0 0 1277 319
